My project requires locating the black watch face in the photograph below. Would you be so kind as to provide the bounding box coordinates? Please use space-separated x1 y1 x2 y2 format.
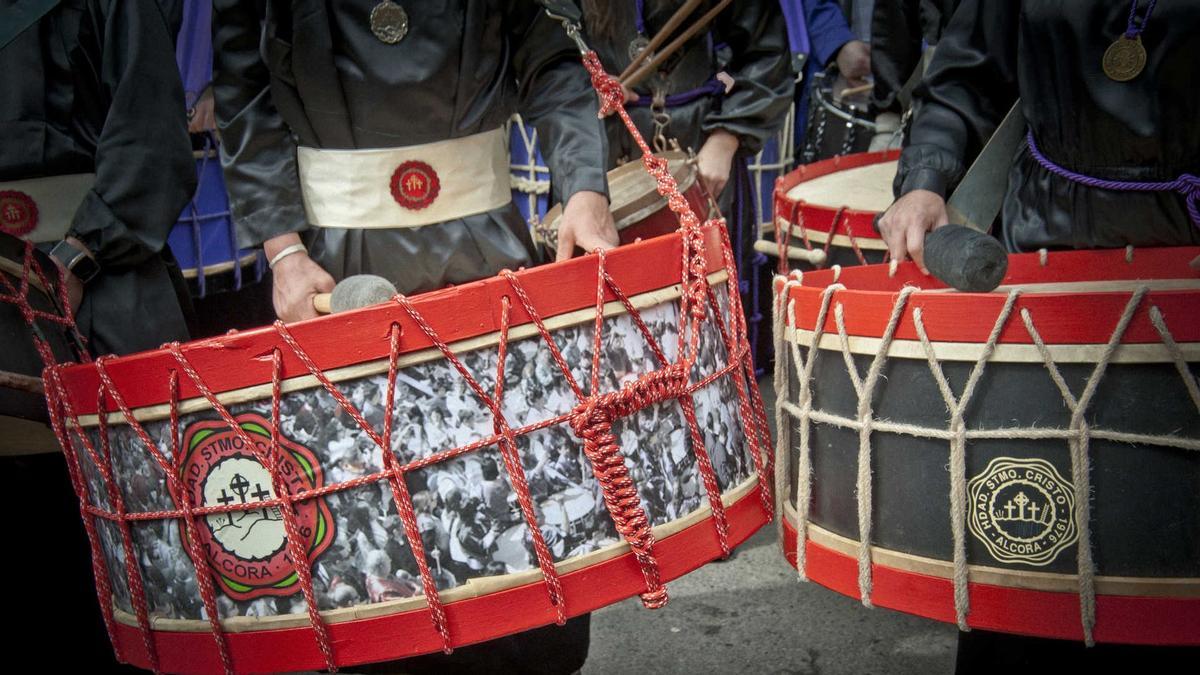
71 254 100 283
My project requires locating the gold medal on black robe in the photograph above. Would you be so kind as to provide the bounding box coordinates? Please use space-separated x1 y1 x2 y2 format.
370 0 409 45
1102 35 1147 81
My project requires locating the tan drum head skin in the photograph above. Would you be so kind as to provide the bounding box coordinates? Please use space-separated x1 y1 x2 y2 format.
544 151 695 231
785 160 898 213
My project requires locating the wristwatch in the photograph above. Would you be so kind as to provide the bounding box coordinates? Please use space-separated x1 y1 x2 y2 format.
48 238 101 284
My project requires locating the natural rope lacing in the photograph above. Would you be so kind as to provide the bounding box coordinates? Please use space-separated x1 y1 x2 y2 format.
36 48 772 674
775 264 1200 646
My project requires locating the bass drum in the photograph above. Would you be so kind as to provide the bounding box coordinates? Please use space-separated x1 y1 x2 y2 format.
774 246 1200 644
536 151 713 256
47 226 771 673
0 232 82 455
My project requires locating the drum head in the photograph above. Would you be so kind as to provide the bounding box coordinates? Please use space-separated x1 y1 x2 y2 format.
541 151 697 234
784 160 898 213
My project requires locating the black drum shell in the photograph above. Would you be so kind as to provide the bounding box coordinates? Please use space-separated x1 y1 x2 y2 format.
785 345 1200 578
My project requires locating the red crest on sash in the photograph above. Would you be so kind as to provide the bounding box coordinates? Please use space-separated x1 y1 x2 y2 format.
390 160 440 211
0 191 39 237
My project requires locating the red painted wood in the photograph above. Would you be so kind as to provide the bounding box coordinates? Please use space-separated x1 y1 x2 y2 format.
58 228 728 416
773 149 899 241
778 247 1200 345
109 484 769 674
781 518 1200 645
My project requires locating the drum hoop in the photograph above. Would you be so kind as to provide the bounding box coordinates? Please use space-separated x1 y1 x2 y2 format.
777 249 1200 345
774 150 898 240
180 252 262 279
60 230 728 421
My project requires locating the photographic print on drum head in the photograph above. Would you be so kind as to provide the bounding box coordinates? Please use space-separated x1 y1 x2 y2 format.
78 283 754 621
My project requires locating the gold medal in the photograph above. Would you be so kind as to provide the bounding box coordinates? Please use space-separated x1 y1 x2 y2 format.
370 0 409 45
1102 35 1147 81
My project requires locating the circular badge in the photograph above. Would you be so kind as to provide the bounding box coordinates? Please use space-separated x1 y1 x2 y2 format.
181 413 335 600
0 190 39 237
967 457 1078 566
370 0 409 45
1102 36 1147 82
390 160 440 211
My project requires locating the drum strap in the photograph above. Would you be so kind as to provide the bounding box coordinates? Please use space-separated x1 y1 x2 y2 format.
0 0 61 52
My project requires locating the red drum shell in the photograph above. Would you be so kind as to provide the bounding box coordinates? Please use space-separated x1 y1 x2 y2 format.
773 149 898 269
50 227 771 673
775 247 1200 644
540 152 712 251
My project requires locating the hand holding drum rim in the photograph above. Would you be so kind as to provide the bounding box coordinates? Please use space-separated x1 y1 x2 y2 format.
876 188 950 273
554 189 619 262
265 234 335 322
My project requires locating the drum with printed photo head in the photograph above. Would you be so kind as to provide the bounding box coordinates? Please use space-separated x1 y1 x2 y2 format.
773 246 1200 645
535 151 714 255
768 150 898 273
0 232 83 455
46 226 771 673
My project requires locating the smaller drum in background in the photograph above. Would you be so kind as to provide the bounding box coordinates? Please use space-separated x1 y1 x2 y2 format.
535 151 713 256
759 149 898 272
801 69 877 164
0 232 82 455
169 134 264 299
509 116 552 226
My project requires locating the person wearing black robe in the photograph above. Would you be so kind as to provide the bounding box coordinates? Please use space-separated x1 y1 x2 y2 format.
582 0 792 370
878 0 1199 267
214 0 616 325
0 0 195 671
212 1 611 671
873 1 1199 671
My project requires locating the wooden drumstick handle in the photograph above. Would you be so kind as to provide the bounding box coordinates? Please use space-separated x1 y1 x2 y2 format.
753 239 827 266
313 293 332 314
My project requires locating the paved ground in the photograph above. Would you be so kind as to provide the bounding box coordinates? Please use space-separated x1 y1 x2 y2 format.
584 377 958 674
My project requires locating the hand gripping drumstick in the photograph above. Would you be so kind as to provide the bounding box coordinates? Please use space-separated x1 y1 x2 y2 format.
312 274 399 314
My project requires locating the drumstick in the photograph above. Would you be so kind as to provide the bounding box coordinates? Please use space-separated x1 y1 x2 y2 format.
753 239 827 266
312 274 399 314
834 82 874 102
0 370 44 395
618 0 705 82
922 224 1009 292
621 0 734 90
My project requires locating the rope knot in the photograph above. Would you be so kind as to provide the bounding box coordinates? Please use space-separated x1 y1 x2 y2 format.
567 364 690 610
582 51 625 118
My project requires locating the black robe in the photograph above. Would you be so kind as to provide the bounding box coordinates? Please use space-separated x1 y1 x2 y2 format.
589 0 792 164
896 0 1200 252
0 0 195 357
1 2 193 672
213 0 610 295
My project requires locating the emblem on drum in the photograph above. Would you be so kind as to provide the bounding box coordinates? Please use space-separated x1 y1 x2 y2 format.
0 190 38 237
967 457 1078 566
181 413 334 600
390 160 440 211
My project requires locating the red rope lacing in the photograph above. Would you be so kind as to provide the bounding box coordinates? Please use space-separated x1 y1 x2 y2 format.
38 50 772 673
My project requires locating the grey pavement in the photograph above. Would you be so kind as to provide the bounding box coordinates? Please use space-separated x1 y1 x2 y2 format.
583 376 958 674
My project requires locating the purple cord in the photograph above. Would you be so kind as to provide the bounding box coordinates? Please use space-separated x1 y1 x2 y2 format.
1124 0 1158 39
629 78 727 107
1026 131 1200 228
634 0 646 36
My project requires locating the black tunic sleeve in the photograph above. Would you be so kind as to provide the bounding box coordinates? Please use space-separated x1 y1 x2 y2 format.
894 0 1019 199
67 0 195 268
212 0 308 249
509 5 610 202
702 0 792 156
